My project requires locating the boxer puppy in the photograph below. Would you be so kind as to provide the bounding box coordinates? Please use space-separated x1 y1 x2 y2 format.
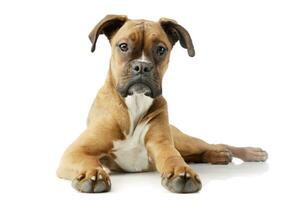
57 15 268 193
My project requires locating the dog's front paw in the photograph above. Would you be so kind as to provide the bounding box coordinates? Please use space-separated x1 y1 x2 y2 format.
161 166 201 193
71 167 111 193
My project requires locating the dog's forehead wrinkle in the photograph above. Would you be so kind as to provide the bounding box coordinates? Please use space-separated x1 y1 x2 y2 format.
129 32 137 41
151 33 158 39
134 21 145 27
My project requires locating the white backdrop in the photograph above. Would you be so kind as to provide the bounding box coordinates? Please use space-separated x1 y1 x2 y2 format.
0 0 299 199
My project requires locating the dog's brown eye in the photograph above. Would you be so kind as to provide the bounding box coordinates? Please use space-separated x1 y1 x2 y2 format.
119 43 128 52
157 45 167 56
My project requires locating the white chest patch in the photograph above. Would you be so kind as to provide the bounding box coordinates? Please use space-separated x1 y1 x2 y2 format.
113 94 153 172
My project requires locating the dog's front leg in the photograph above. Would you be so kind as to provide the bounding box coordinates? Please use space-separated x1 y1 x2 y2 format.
57 123 121 193
145 112 202 193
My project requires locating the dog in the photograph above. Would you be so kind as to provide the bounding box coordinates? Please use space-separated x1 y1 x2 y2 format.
57 15 268 193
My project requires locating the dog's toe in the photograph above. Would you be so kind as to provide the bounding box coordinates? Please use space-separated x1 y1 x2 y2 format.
93 180 107 193
202 149 233 164
71 169 111 193
241 147 268 162
162 168 201 193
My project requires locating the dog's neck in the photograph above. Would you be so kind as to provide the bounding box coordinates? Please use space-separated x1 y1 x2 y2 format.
125 93 153 135
103 67 154 125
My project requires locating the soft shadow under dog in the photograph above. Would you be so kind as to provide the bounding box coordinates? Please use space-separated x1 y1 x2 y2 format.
190 161 269 185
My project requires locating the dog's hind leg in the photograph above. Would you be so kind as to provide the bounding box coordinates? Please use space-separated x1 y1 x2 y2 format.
170 125 268 164
219 144 268 162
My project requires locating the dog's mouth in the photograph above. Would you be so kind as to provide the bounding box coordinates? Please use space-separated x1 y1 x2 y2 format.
117 76 162 98
127 83 152 97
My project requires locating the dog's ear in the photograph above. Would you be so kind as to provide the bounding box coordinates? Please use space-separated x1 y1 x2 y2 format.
159 18 195 57
89 15 128 52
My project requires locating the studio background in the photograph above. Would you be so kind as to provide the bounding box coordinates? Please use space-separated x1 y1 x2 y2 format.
0 0 299 199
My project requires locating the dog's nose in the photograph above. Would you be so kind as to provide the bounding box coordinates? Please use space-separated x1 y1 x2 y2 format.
132 62 153 75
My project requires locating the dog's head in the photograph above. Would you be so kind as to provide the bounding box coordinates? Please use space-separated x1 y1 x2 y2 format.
89 15 194 98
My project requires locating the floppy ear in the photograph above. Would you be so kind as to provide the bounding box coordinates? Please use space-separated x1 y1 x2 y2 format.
89 15 128 52
159 18 195 57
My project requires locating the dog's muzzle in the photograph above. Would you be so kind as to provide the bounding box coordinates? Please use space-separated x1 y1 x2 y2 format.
127 83 152 96
118 76 161 98
117 61 162 98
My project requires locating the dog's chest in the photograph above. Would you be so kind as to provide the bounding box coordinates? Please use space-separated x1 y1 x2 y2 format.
112 94 153 172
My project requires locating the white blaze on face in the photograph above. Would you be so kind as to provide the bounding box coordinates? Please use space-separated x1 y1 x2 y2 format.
136 52 151 64
112 93 153 172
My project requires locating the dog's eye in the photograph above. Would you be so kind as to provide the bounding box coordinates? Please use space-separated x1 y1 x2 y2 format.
119 43 128 52
157 45 167 56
